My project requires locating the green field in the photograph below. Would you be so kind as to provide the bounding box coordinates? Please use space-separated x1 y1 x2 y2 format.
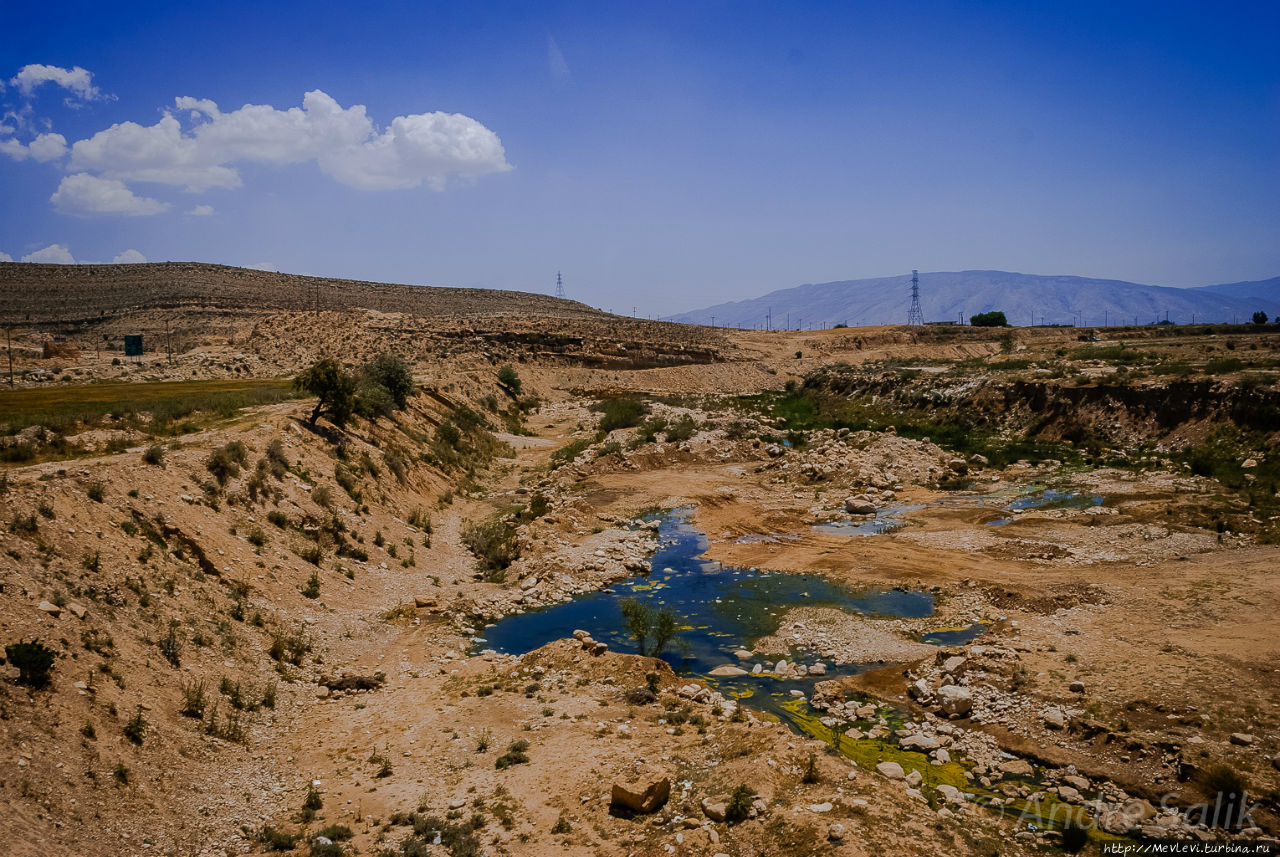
0 378 298 434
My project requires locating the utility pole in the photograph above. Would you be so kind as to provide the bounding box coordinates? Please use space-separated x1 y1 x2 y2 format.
166 316 173 364
906 270 924 325
710 315 715 328
767 307 771 331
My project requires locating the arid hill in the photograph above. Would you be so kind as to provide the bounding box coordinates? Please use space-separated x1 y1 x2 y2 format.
0 262 613 324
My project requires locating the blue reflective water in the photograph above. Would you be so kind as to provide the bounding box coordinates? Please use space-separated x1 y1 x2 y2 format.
477 508 935 677
988 488 1104 525
813 504 926 537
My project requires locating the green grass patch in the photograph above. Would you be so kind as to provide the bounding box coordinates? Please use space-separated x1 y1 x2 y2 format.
0 378 297 435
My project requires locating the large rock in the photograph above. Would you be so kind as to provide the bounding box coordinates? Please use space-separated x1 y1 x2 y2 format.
899 733 941 752
709 665 748 677
876 761 906 780
940 656 966 674
700 797 727 822
843 497 877 515
37 601 61 618
998 759 1034 777
610 775 670 814
1043 708 1067 730
936 784 966 805
936 685 972 717
1230 732 1255 746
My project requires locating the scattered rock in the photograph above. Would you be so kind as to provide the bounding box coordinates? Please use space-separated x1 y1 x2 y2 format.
809 802 833 813
611 775 671 814
708 665 748 677
827 823 845 841
1230 733 1255 746
904 770 923 788
1043 708 1067 730
37 601 61 617
1069 680 1086 693
700 798 727 822
899 733 941 752
876 761 905 780
65 602 86 619
998 759 1034 777
936 784 966 805
937 684 972 717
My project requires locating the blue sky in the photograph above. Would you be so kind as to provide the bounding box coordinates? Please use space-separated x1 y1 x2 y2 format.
1 1 1277 316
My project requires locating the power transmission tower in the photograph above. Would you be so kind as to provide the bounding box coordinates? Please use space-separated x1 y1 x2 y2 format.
555 271 565 299
906 269 924 325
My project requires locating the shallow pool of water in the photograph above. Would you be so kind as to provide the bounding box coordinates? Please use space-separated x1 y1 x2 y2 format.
478 508 934 678
987 487 1104 525
812 503 926 537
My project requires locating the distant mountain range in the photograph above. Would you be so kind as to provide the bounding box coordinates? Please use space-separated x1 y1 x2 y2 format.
668 271 1280 328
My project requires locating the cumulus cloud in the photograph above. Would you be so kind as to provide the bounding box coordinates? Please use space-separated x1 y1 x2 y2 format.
68 89 510 193
247 261 277 272
21 243 76 264
112 249 146 264
11 64 107 102
51 173 170 216
187 204 215 216
0 131 67 162
0 251 13 262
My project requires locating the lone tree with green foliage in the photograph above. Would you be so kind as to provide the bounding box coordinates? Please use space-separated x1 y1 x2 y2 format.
970 310 1010 327
362 353 415 409
294 358 357 427
6 639 56 688
497 364 522 393
619 598 681 657
1253 311 1269 325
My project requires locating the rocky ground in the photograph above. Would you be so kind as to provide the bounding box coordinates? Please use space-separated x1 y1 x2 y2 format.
1 301 1278 857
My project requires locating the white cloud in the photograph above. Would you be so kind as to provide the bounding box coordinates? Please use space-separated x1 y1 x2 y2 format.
68 89 510 193
112 249 146 264
0 131 67 162
248 261 277 272
21 243 76 264
51 173 170 216
0 251 13 262
187 204 215 216
11 64 107 101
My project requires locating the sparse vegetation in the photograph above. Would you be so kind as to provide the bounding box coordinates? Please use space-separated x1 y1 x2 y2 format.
619 598 681 657
461 518 519 581
495 739 530 769
5 639 57 688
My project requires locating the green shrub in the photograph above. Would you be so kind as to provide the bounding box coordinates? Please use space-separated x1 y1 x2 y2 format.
123 707 147 745
181 678 207 717
247 527 266 547
256 826 299 851
969 310 1009 327
462 519 519 580
301 570 321 599
362 353 414 409
312 484 333 508
86 482 105 502
142 445 166 466
595 398 647 432
269 628 310 665
1199 764 1250 828
550 437 591 469
5 639 56 687
497 365 521 393
267 510 289 528
158 621 183 667
725 784 755 823
207 441 249 487
619 598 681 657
495 739 530 769
295 358 357 427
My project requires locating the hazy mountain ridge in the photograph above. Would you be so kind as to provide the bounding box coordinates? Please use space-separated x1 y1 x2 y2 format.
670 271 1280 328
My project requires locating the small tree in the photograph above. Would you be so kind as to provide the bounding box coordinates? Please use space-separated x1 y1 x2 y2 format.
497 364 522 393
294 358 357 427
619 598 681 657
6 639 56 688
1253 311 1269 325
362 353 414 409
970 311 1010 327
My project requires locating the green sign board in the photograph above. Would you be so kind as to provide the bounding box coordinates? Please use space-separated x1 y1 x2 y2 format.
124 335 143 357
